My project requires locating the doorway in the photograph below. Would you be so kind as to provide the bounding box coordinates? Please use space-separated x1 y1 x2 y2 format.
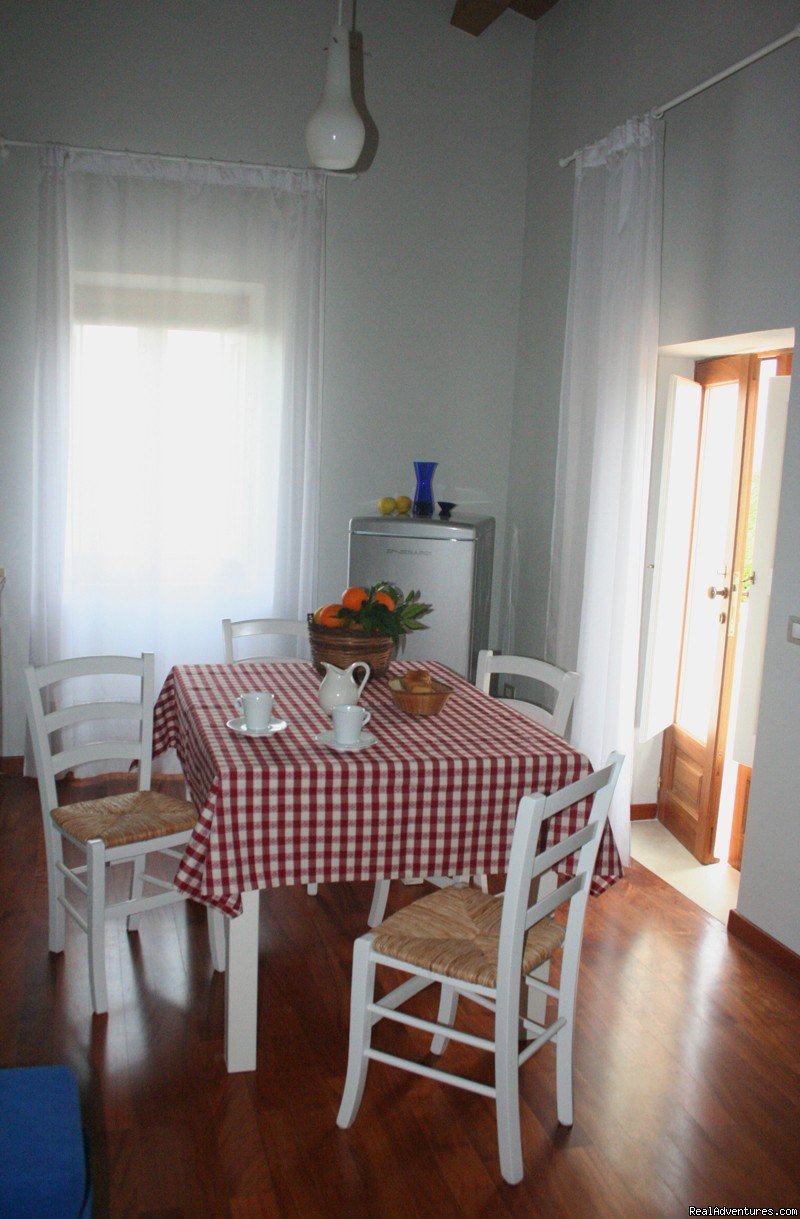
637 341 793 885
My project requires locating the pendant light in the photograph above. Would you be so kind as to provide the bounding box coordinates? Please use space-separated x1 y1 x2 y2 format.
306 1 365 171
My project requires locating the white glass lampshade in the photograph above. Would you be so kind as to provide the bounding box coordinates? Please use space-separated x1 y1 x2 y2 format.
305 23 365 171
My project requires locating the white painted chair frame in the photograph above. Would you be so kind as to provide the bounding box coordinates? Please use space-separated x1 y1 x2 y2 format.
24 653 201 1013
338 752 623 1185
222 617 307 664
475 649 581 740
367 652 582 928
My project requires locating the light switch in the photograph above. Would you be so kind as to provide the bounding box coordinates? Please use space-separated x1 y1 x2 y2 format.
788 616 800 644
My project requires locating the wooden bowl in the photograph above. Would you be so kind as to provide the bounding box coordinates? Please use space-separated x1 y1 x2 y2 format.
307 616 395 680
388 676 453 717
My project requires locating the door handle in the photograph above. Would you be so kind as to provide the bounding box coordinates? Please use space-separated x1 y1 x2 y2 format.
707 585 729 600
727 571 741 638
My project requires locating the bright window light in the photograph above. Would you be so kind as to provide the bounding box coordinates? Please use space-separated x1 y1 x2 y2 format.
64 276 283 664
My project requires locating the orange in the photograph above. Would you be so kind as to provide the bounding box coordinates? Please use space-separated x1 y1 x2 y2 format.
373 589 396 611
313 603 345 628
341 586 368 612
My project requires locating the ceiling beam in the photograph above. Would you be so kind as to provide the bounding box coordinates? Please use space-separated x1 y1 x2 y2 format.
450 0 559 35
509 0 560 19
450 1 513 37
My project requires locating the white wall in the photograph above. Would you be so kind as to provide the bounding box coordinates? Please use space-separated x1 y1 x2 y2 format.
0 0 535 754
508 0 800 953
508 0 800 657
737 371 800 951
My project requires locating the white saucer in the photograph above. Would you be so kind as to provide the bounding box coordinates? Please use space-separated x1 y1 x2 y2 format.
226 715 287 738
316 729 377 753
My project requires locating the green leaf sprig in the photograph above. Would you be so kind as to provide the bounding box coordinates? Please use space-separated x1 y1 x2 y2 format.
337 582 431 645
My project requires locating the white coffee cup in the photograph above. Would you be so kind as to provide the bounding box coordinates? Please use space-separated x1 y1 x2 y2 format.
332 704 371 746
236 690 274 731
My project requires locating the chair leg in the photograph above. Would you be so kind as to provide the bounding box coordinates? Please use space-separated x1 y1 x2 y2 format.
337 936 377 1128
430 983 459 1055
127 854 146 932
46 824 66 953
207 906 227 973
555 998 575 1127
86 839 109 1014
495 993 524 1185
367 880 390 928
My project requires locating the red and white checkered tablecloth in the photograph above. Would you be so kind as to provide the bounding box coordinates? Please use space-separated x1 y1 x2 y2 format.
152 660 623 916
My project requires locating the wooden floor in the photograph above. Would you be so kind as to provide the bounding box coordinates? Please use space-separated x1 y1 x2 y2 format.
2 773 799 1218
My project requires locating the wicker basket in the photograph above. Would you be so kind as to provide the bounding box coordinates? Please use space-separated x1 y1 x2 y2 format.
307 615 395 680
388 676 453 717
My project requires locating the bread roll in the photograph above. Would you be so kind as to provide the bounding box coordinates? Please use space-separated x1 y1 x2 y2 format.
401 668 434 693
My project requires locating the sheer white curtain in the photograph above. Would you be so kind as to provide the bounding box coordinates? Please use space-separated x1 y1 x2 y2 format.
546 115 664 861
30 148 325 699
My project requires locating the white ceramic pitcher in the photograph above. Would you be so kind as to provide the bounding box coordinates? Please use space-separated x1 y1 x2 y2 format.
317 661 370 715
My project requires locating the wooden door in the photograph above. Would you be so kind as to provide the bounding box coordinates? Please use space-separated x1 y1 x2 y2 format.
728 764 751 870
657 355 755 863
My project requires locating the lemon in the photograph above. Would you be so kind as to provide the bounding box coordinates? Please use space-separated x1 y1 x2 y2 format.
377 496 396 515
395 495 412 514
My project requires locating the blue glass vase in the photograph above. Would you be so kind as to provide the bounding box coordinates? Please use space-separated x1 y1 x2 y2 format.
412 461 437 518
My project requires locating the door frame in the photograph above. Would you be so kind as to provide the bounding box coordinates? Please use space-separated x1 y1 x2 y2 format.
657 354 756 863
726 349 793 867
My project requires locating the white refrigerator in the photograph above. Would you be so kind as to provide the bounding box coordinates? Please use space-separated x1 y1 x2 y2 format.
347 514 495 680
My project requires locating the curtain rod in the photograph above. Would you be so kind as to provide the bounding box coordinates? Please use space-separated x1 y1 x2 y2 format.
0 135 357 180
559 23 800 168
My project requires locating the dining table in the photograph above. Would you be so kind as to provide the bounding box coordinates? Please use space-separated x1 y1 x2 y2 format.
152 658 623 1072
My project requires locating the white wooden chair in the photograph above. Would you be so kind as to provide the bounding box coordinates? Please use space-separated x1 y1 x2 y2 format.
367 651 582 927
475 649 580 740
338 753 623 1185
24 653 201 1014
222 616 307 664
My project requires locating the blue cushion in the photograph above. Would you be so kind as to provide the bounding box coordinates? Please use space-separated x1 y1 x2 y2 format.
0 1066 92 1218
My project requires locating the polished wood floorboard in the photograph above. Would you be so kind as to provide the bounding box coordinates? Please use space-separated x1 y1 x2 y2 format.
1 773 799 1217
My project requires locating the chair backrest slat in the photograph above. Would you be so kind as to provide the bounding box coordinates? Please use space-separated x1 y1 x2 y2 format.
475 649 580 739
524 872 584 931
532 821 596 880
45 701 144 733
51 741 143 777
30 654 146 686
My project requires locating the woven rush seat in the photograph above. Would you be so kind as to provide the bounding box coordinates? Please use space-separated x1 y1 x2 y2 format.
371 885 565 989
52 789 197 848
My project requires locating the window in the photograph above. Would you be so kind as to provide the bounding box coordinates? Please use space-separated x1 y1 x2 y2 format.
31 151 324 694
68 276 278 588
63 275 286 663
